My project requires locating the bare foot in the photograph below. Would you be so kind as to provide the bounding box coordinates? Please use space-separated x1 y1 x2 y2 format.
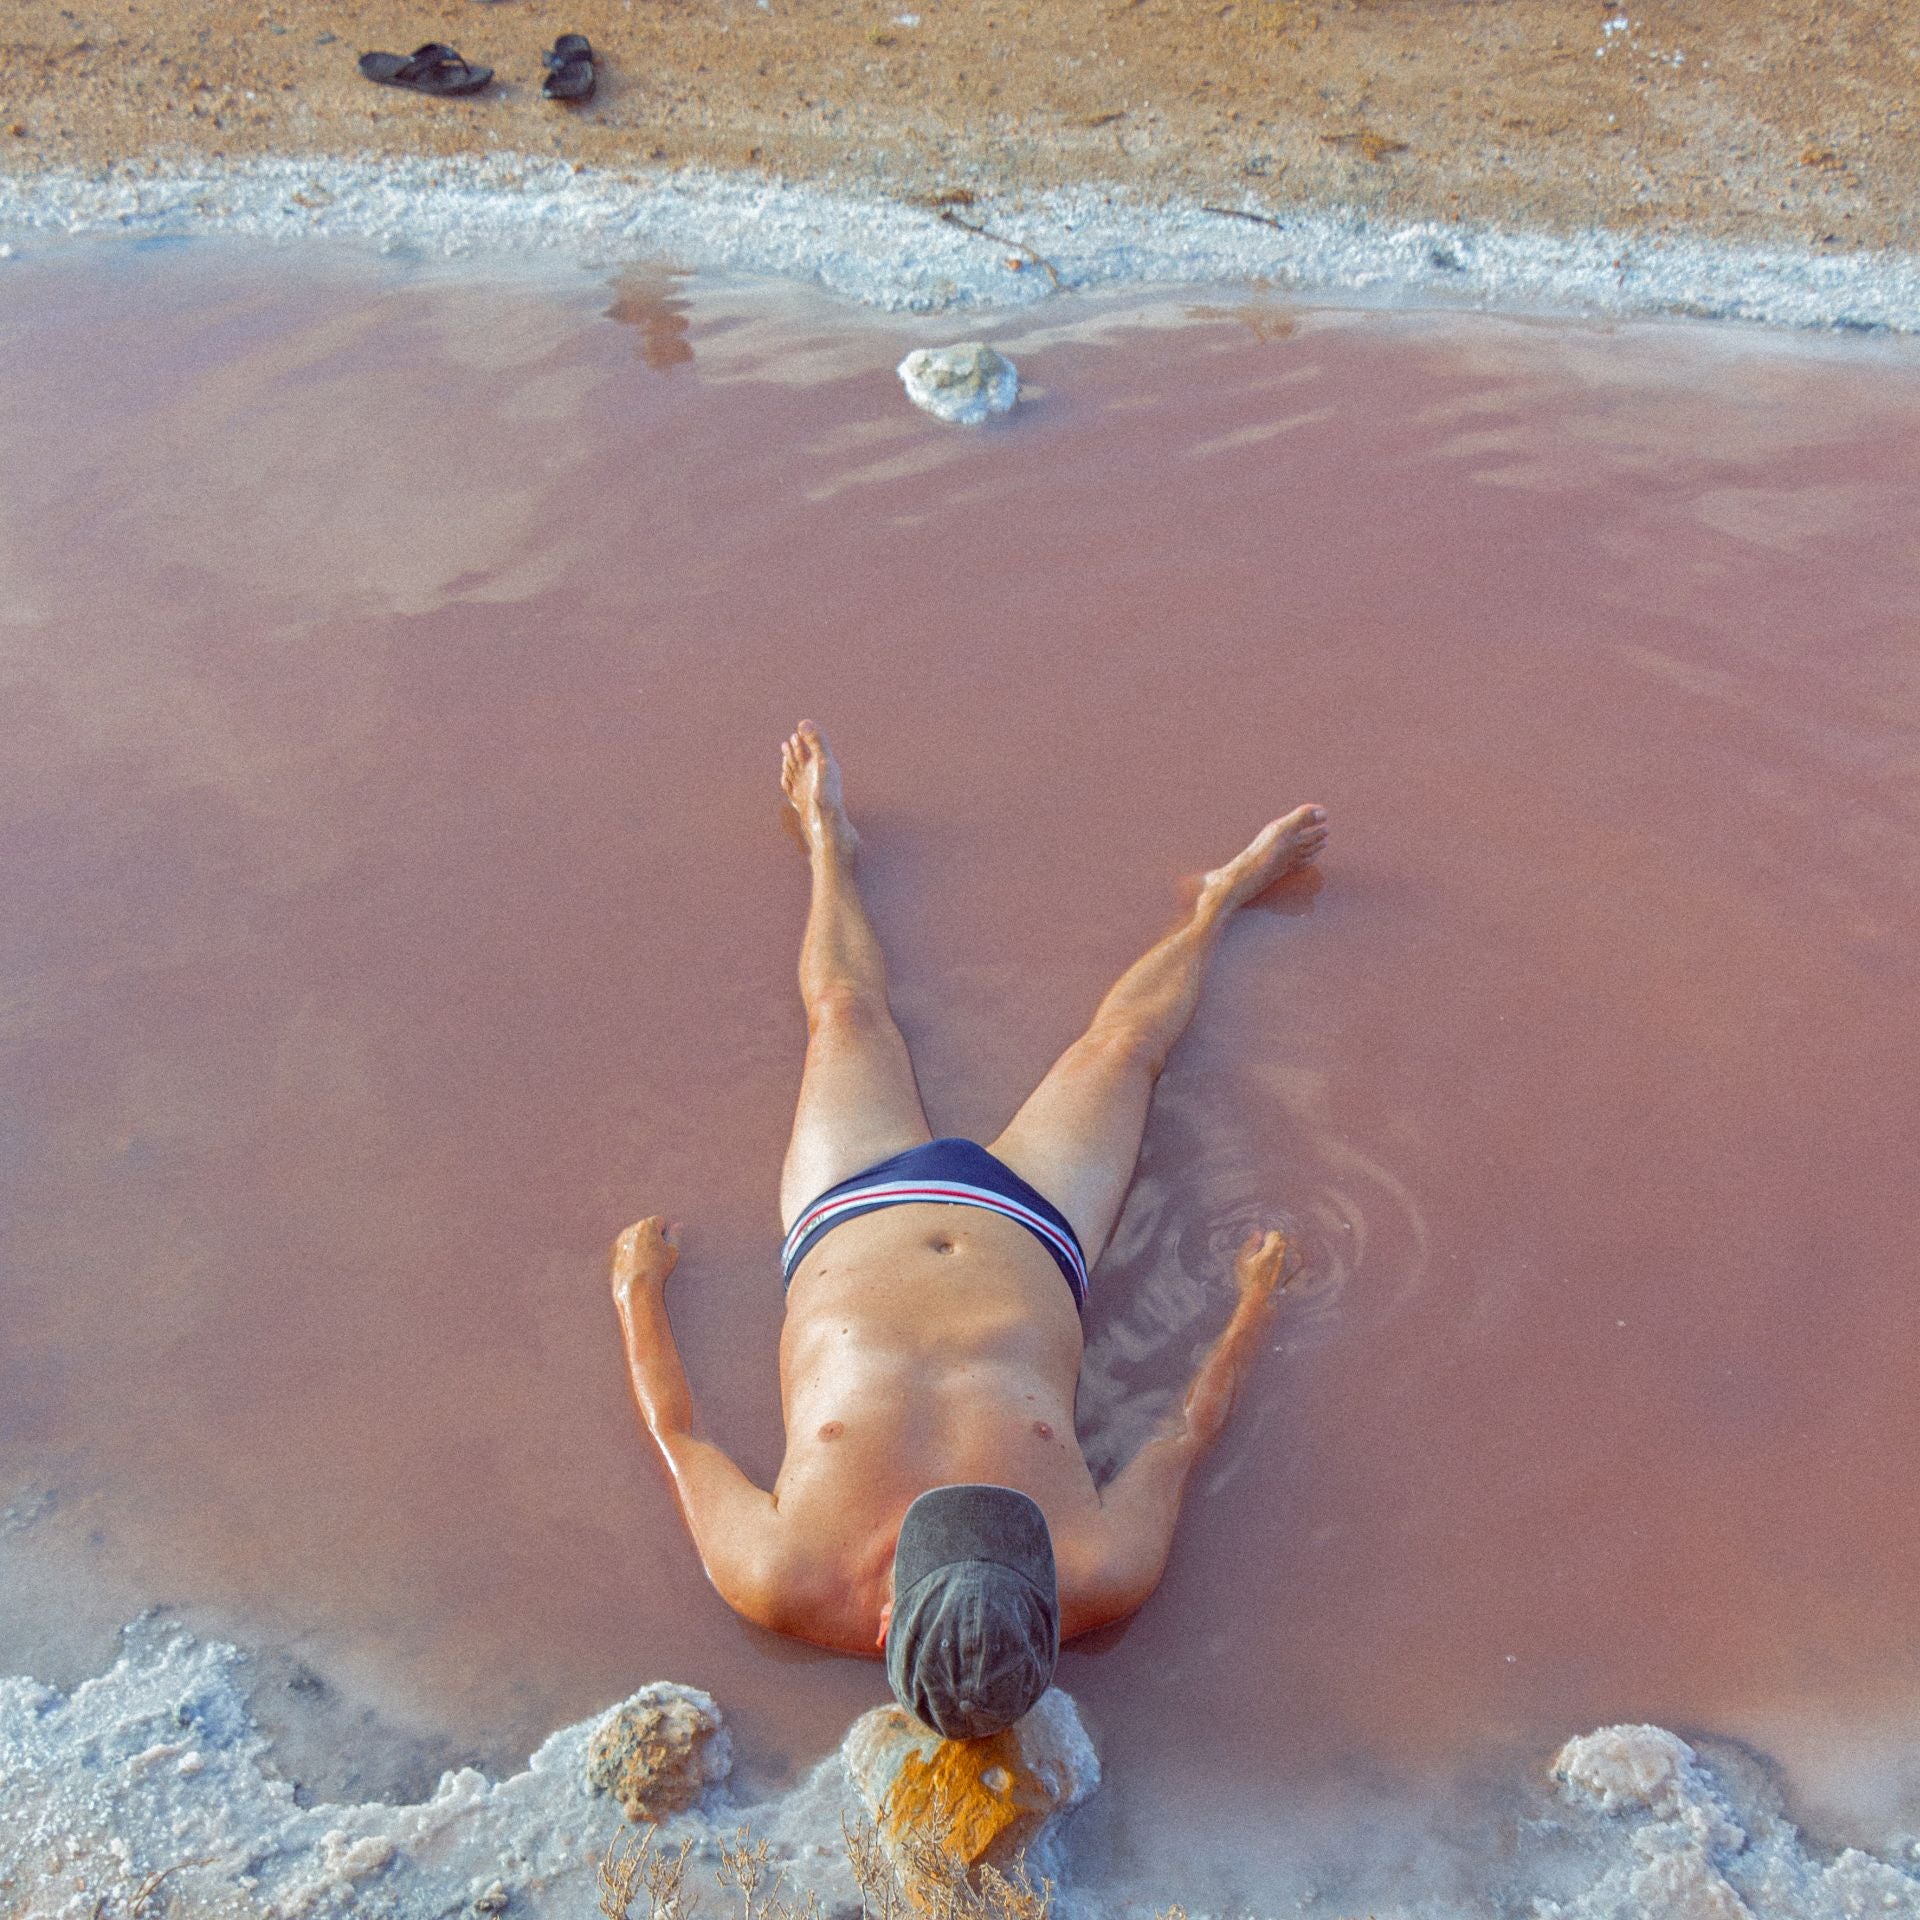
780 721 859 862
1201 804 1329 911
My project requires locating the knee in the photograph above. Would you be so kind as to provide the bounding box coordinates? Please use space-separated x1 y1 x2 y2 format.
805 981 887 1038
1079 1018 1166 1081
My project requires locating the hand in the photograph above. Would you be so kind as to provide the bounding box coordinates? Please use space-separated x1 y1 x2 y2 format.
611 1216 679 1312
1233 1229 1293 1307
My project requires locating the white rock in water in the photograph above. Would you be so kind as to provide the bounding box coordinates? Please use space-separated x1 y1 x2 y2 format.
896 343 1018 425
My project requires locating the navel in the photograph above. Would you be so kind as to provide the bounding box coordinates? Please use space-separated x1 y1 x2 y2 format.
818 1420 844 1441
930 1236 956 1255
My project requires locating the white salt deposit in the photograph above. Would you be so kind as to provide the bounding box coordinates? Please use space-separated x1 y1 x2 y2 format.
4 1625 1919 1920
1542 1726 1920 1920
897 342 1019 423
0 152 1917 335
0 1623 856 1920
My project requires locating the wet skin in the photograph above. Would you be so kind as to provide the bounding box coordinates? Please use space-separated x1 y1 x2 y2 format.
612 724 1325 1657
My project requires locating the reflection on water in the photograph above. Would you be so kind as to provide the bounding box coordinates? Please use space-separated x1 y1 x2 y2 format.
3 241 1920 1894
606 268 696 372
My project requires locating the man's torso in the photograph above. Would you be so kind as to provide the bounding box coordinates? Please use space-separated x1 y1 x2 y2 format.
767 1201 1104 1651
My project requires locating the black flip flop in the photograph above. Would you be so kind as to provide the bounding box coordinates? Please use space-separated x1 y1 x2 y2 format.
542 33 595 101
358 43 493 96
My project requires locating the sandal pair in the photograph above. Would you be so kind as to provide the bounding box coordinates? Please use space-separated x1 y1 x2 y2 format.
356 35 595 100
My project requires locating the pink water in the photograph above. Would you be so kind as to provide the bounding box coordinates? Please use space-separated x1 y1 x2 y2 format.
3 241 1919 1891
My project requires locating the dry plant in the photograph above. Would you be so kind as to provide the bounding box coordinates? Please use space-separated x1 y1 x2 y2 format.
601 1822 829 1920
601 1795 1051 1920
842 1790 1052 1920
716 1826 822 1920
841 1813 907 1920
595 1782 1375 1920
599 1826 696 1920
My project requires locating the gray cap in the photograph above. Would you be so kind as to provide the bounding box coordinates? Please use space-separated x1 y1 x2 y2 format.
885 1485 1059 1741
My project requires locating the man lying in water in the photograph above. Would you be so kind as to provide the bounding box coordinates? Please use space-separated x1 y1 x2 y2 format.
611 723 1327 1739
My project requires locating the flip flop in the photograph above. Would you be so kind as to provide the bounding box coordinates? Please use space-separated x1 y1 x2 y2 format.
541 33 596 101
357 43 493 96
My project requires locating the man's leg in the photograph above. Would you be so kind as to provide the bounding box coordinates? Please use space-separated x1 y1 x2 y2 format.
778 723 932 1232
988 804 1328 1265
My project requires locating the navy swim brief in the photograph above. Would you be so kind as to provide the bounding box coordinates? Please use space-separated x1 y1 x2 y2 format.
780 1138 1088 1310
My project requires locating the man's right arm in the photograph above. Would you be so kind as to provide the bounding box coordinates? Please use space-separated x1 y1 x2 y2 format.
610 1218 783 1622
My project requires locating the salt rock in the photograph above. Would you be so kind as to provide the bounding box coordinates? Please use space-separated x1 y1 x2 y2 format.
1552 1724 1745 1852
585 1682 733 1822
1548 1725 1757 1920
1553 1724 1702 1818
842 1688 1098 1874
896 343 1018 425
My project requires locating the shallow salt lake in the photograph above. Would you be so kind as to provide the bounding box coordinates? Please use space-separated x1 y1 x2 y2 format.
3 236 1920 1908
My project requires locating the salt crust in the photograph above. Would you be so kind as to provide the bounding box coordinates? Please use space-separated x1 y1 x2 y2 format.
0 1624 855 1920
5 1627 1920 1920
1 153 1919 334
1543 1726 1920 1920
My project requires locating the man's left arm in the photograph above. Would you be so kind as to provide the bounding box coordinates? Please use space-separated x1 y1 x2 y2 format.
1070 1230 1293 1632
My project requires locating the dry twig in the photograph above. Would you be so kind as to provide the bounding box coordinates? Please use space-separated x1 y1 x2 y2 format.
131 1855 215 1917
1201 204 1287 230
936 208 1063 289
1320 128 1408 160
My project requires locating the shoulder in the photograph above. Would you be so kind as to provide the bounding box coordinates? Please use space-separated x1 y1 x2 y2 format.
716 1522 882 1655
1052 1497 1176 1639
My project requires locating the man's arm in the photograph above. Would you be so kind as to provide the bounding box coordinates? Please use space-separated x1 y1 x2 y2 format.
1072 1230 1294 1632
610 1218 783 1622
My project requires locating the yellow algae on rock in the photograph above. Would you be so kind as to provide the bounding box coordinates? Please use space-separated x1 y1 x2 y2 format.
886 1729 1044 1865
842 1691 1098 1874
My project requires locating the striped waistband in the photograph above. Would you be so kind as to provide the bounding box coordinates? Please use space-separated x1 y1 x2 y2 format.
781 1164 1089 1307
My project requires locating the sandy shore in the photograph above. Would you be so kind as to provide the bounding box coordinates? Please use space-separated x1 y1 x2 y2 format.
2 0 1916 261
